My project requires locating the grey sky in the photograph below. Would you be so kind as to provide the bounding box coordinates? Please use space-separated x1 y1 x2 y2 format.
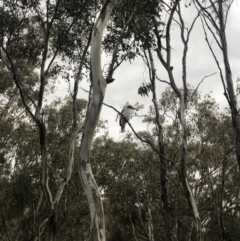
54 2 240 140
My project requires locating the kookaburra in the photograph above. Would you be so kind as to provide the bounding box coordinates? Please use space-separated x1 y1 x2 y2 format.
119 102 135 133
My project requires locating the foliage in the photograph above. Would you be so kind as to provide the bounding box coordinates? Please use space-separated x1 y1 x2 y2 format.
1 82 240 239
0 0 239 240
138 83 152 97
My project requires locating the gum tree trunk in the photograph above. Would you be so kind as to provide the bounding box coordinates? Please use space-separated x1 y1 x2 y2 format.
153 1 202 239
77 1 117 241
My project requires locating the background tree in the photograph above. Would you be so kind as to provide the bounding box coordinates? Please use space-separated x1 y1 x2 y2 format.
0 0 98 239
194 0 240 170
1 1 240 241
134 0 202 239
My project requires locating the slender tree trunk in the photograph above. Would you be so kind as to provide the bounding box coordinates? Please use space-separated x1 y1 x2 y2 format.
178 97 201 241
1 1 94 239
218 0 240 169
196 0 240 170
153 0 202 238
78 1 117 240
147 49 173 240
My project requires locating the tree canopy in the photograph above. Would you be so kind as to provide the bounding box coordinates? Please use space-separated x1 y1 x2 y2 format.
1 0 239 241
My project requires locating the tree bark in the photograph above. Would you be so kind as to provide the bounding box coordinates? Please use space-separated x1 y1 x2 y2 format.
153 1 202 239
78 1 117 241
218 0 240 169
196 0 240 171
146 48 173 240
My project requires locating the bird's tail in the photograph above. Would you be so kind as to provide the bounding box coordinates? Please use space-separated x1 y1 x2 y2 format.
121 124 125 133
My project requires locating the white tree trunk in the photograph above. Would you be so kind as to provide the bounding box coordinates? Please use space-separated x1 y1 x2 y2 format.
78 1 117 241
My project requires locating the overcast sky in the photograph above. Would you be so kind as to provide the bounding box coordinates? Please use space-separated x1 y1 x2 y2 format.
53 2 240 140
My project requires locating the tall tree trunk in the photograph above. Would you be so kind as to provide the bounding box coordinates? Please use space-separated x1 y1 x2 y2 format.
218 0 240 169
78 1 117 240
153 0 202 239
196 0 240 171
147 48 173 240
178 97 201 241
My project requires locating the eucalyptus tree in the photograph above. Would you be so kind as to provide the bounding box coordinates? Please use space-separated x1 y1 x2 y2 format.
0 0 156 240
154 7 202 240
0 96 91 241
91 135 166 241
5 1 239 241
76 0 162 240
194 0 240 170
0 0 98 239
89 87 239 240
0 0 139 239
132 0 203 239
138 87 239 240
187 94 237 240
101 0 202 238
102 1 175 239
191 2 240 235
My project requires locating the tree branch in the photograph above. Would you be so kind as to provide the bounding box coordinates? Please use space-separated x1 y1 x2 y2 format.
189 72 217 102
103 102 175 165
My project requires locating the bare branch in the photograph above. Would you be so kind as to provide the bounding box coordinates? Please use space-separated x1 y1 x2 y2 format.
200 17 230 105
195 0 221 34
1 47 38 123
155 74 171 86
189 72 217 102
103 102 175 165
201 14 222 50
54 121 85 204
72 28 93 130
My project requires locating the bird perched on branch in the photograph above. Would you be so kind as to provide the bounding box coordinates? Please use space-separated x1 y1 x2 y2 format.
118 102 135 133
